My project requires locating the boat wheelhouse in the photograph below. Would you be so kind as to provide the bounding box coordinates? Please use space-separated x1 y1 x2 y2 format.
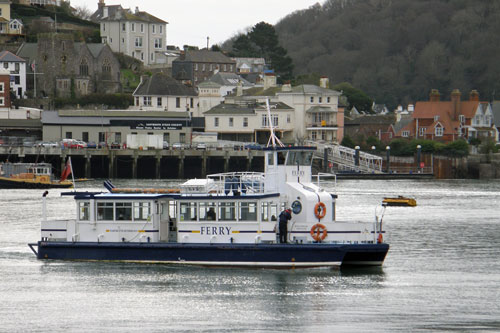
30 146 389 268
0 162 73 189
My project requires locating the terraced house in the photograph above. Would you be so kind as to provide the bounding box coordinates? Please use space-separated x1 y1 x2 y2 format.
91 0 168 66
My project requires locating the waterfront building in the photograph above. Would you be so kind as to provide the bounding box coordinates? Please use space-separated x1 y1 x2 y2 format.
132 72 199 116
172 50 236 86
204 100 294 143
395 89 494 143
16 33 121 98
91 1 168 67
0 50 26 99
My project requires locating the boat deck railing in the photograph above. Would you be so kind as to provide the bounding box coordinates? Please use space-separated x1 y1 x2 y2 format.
207 171 275 195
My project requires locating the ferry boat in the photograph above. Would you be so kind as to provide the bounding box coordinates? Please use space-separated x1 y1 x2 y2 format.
0 162 73 189
28 146 389 268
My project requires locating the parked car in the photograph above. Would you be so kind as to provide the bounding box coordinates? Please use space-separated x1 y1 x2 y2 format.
61 138 78 148
110 142 121 149
172 143 184 150
196 143 207 150
75 140 87 149
98 142 108 149
163 141 169 149
37 141 58 148
86 141 97 149
245 143 262 150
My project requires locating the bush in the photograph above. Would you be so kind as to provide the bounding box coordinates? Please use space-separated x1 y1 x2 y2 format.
55 93 133 109
341 135 355 148
440 140 469 157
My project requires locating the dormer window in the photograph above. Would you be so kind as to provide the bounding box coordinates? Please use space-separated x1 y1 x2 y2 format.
310 97 314 103
402 130 410 137
435 126 443 137
434 115 439 122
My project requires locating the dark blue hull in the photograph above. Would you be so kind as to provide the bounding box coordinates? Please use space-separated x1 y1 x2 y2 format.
29 241 388 268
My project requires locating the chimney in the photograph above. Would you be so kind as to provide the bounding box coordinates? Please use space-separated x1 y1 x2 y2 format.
140 75 149 85
451 89 461 121
408 104 414 112
319 76 329 88
236 81 243 97
469 90 479 101
282 80 292 92
103 6 108 18
135 6 139 14
264 73 276 90
98 0 105 10
429 89 440 102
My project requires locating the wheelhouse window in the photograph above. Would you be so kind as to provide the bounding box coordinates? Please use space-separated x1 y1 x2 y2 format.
286 151 313 166
134 202 151 221
79 202 90 221
219 202 235 221
239 202 257 221
199 202 217 221
97 202 113 221
180 202 197 221
116 202 132 220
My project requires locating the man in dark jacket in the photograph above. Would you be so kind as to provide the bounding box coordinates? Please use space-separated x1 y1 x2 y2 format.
279 208 292 243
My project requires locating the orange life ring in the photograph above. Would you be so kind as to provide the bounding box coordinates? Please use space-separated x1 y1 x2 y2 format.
314 202 326 219
377 233 383 244
310 223 327 241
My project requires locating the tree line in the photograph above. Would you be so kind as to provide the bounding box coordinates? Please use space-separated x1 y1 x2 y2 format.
272 0 500 110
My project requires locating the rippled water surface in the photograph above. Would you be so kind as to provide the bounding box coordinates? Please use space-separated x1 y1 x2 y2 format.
1 179 499 332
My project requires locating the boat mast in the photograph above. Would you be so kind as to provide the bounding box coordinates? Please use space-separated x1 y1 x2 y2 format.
265 99 284 148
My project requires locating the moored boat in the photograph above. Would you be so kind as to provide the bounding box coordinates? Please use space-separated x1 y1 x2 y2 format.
28 145 389 268
383 196 417 207
0 162 72 189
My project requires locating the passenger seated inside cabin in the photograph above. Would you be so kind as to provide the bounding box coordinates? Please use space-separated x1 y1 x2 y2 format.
271 215 277 221
207 207 216 220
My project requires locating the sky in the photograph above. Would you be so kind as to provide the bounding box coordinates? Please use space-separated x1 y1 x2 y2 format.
68 0 323 48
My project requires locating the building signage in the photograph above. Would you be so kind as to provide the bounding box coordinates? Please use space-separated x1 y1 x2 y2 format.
111 119 190 130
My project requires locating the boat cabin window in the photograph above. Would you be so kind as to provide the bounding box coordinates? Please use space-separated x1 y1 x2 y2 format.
267 152 274 166
199 202 217 221
286 151 313 166
180 202 197 221
78 202 90 221
97 202 114 221
116 202 132 220
133 202 151 221
261 202 278 222
277 152 286 165
239 202 257 221
219 202 236 221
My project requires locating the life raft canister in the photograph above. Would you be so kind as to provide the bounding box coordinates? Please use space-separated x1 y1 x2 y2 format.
377 233 383 244
314 202 326 219
310 223 328 242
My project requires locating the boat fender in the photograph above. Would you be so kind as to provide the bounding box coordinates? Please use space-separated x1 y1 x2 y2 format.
377 233 383 244
314 202 327 220
310 223 327 242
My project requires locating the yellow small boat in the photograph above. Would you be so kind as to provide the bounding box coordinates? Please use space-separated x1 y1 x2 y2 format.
382 196 417 207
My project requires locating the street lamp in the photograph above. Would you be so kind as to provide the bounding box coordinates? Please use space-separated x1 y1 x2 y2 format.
417 144 422 173
386 146 391 173
354 145 360 168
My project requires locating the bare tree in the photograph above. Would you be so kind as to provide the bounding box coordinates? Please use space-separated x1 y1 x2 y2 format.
73 5 92 20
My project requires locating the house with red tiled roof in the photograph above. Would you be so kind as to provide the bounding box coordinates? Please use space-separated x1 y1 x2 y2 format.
395 89 494 143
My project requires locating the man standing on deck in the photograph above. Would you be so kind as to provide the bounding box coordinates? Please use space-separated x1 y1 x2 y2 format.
279 208 292 243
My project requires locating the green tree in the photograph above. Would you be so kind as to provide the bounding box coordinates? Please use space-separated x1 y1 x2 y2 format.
333 82 373 112
341 135 355 148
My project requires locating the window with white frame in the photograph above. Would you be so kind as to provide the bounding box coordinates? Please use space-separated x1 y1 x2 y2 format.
214 117 219 127
122 23 126 31
435 126 443 136
243 117 248 127
402 130 410 137
194 63 198 71
262 115 269 127
311 131 317 140
152 25 156 33
310 96 314 103
229 118 234 127
131 23 135 32
143 96 151 106
459 115 465 123
327 97 331 103
141 24 144 33
287 114 291 123
154 38 162 49
135 37 143 47
272 114 278 127
0 82 4 92
319 97 323 103
157 97 162 107
0 97 4 106
321 131 326 140
102 23 106 31
419 127 426 136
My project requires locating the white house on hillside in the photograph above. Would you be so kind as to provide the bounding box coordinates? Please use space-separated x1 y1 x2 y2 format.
0 50 26 99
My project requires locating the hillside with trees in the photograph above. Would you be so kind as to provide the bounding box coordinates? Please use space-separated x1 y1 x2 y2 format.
273 0 500 109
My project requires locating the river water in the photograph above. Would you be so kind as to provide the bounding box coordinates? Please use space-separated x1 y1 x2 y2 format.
0 179 499 332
